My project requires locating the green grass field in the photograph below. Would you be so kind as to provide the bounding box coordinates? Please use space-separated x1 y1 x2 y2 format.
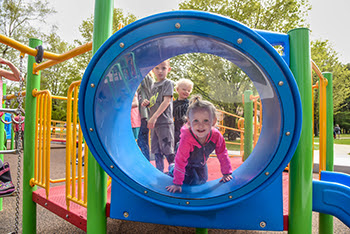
314 134 350 145
228 134 350 152
225 140 242 151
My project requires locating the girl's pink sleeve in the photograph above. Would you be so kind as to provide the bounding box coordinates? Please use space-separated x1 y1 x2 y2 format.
173 140 192 186
214 130 233 175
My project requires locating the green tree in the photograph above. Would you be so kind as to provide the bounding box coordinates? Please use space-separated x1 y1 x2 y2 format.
72 8 137 78
168 0 311 127
333 63 350 133
311 40 350 135
33 8 137 120
179 0 311 32
0 0 56 93
40 30 81 121
0 0 56 56
169 54 256 114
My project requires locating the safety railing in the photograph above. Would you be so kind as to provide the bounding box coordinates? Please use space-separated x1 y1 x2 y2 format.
237 118 245 154
50 95 68 142
216 109 244 157
30 89 52 198
66 80 88 210
311 60 328 178
250 95 262 147
29 85 88 201
51 120 66 141
6 91 78 143
215 94 262 158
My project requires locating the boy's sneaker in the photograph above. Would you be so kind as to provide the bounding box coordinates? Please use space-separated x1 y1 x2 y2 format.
0 181 15 196
166 163 175 177
76 157 85 166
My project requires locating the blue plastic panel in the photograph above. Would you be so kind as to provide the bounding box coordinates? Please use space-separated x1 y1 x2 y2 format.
110 173 284 230
321 171 350 187
79 11 301 211
255 29 290 66
313 179 350 227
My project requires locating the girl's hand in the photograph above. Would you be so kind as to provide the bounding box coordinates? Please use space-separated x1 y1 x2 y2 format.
166 184 182 193
220 174 232 183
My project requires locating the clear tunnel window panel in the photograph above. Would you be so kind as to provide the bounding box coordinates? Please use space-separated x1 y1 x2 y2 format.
94 35 281 198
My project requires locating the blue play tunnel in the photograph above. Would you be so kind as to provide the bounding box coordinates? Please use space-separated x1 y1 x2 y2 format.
79 11 302 230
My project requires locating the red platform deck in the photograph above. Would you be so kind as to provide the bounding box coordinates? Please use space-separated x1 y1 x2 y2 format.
33 157 289 231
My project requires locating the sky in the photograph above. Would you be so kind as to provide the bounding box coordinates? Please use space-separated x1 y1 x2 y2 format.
309 0 350 64
46 0 350 64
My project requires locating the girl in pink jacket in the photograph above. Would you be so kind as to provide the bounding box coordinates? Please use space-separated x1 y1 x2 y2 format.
166 95 232 193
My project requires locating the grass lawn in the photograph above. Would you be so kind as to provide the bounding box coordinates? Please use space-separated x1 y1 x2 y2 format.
229 134 350 152
312 134 350 150
226 140 242 151
314 134 350 145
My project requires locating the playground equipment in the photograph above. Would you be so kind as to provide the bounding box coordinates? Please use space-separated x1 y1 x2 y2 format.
0 1 349 233
0 53 25 234
78 8 350 233
216 93 262 158
80 10 303 231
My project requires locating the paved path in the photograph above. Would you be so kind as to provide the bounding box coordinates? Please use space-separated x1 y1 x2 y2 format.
314 144 350 173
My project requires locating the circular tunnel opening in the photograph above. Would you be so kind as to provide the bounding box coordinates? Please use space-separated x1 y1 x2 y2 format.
79 11 301 208
123 52 261 181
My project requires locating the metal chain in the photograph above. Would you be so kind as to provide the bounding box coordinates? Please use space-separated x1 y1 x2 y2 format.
13 54 25 234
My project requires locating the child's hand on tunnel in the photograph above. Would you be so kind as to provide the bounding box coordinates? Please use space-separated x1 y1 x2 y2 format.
220 174 232 183
166 184 182 193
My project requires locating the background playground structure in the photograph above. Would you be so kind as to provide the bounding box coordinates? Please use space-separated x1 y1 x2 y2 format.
0 2 349 234
2 89 82 146
216 93 262 158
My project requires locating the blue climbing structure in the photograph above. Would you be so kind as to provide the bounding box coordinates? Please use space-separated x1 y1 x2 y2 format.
78 10 350 231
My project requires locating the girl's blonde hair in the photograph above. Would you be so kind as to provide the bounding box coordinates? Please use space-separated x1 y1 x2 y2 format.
186 94 217 124
175 78 194 90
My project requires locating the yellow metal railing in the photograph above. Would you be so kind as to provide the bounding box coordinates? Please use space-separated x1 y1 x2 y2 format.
286 60 327 173
66 80 88 210
29 85 88 202
30 89 52 198
50 96 69 141
0 33 92 74
250 95 262 147
0 33 94 208
238 118 245 154
215 109 244 157
5 91 26 100
51 120 66 141
215 95 262 158
311 60 328 178
6 92 69 142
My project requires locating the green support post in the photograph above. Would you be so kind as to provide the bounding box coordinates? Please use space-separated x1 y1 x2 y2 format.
11 126 14 150
243 90 253 161
2 83 6 149
86 0 113 233
196 228 208 234
23 38 42 233
288 28 313 234
319 72 334 234
0 83 6 152
0 82 5 211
